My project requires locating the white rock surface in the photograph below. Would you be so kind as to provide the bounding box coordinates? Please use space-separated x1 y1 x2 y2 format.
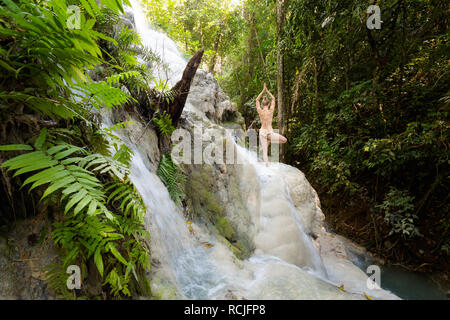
125 0 401 300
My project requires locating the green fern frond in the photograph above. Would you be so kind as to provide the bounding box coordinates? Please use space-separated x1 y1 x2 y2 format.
106 178 146 221
43 263 76 300
74 81 134 110
106 71 141 86
103 121 136 134
78 153 129 181
117 25 142 49
1 141 112 218
152 111 175 138
152 79 171 93
157 154 185 206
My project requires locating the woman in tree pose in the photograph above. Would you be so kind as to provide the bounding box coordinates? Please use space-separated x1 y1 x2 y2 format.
256 83 287 167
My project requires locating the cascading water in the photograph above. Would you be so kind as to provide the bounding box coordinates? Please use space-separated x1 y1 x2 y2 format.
106 0 399 300
102 114 229 299
129 0 187 86
129 147 229 299
233 143 327 277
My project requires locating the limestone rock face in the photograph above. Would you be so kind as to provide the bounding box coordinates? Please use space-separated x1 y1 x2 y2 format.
0 220 58 299
112 111 161 172
172 66 399 300
276 164 326 238
184 69 244 126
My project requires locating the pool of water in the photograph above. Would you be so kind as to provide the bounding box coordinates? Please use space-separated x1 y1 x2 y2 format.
376 265 447 300
346 248 448 300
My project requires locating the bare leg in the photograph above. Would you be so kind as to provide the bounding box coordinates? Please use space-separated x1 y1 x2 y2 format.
269 132 287 144
260 134 269 167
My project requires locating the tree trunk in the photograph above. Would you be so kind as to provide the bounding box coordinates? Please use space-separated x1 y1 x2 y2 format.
313 56 319 127
209 31 222 74
276 0 286 161
168 49 204 126
247 13 257 79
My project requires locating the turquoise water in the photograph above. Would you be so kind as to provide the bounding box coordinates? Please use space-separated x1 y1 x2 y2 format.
347 249 448 300
376 265 447 300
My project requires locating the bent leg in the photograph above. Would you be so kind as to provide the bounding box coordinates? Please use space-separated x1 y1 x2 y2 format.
269 132 287 144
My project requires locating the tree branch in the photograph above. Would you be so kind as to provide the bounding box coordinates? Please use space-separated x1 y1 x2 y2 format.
168 49 204 126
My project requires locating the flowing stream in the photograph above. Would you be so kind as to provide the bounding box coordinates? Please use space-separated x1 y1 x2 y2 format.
125 142 339 299
103 0 447 300
115 1 342 299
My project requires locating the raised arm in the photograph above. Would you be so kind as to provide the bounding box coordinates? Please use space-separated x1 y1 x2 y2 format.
256 85 266 112
266 88 276 111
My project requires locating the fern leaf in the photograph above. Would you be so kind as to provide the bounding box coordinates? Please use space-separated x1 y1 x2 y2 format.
157 154 185 206
107 243 128 265
0 144 33 151
94 248 104 277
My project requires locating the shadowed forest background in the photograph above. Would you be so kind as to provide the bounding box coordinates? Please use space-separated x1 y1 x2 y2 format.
0 0 448 299
143 0 449 274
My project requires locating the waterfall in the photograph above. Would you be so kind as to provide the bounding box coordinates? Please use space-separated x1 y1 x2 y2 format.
106 0 399 300
129 147 229 299
128 0 186 86
233 143 327 277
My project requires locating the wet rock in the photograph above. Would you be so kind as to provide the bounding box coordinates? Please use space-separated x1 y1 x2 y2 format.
0 219 58 299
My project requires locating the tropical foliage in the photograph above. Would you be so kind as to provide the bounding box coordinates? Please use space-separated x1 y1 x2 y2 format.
0 0 158 298
157 154 185 206
143 0 449 270
144 0 243 73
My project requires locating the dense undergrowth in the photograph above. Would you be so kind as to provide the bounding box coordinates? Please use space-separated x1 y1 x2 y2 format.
0 0 178 299
146 0 449 274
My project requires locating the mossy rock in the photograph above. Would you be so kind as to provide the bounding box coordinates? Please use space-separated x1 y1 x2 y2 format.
129 267 152 298
185 165 253 260
185 165 223 221
233 240 251 260
216 217 235 240
220 236 251 261
150 277 179 300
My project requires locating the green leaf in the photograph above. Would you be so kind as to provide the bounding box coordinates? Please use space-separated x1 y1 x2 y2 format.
47 144 69 155
14 160 58 177
0 60 17 73
2 0 21 13
73 195 92 215
61 183 83 196
41 176 76 199
34 128 47 150
65 189 88 213
23 165 65 186
87 200 98 216
107 243 127 265
0 144 33 151
1 151 48 170
94 248 104 277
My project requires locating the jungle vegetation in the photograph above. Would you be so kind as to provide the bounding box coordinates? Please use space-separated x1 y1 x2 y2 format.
0 0 171 299
0 0 448 297
144 0 449 273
